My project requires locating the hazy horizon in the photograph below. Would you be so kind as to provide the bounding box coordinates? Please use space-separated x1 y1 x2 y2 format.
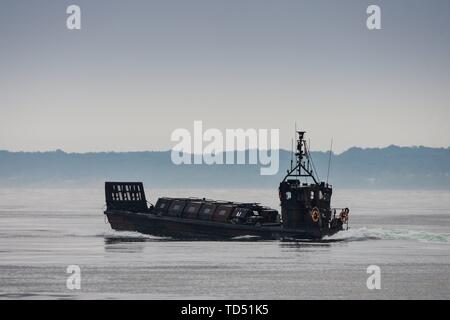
1 142 449 154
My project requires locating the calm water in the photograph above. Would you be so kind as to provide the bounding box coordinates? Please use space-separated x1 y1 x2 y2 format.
0 188 449 299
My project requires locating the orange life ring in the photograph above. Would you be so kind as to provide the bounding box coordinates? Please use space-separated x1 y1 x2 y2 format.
311 207 320 223
340 209 349 223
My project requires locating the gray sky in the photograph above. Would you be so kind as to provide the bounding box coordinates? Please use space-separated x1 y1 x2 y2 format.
1 0 449 153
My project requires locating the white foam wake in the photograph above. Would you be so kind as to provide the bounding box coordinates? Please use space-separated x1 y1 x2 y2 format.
101 230 170 240
231 235 262 240
324 227 450 243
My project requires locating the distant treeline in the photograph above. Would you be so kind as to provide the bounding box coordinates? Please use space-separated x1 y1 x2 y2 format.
0 145 449 189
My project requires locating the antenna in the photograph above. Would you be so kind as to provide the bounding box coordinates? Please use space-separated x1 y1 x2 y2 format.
326 138 333 184
294 122 297 174
294 122 297 157
290 138 294 171
307 138 311 184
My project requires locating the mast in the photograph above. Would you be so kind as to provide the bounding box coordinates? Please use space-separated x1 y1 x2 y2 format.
283 131 319 184
326 138 333 184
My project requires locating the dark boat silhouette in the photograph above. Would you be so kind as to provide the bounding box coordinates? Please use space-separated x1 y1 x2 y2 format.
103 131 349 240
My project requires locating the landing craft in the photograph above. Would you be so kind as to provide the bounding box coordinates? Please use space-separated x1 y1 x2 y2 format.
103 131 349 240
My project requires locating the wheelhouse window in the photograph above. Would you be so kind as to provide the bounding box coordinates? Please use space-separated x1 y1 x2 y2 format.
318 191 324 200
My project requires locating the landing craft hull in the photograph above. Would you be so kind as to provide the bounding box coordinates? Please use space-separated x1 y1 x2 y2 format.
103 129 350 240
104 210 341 240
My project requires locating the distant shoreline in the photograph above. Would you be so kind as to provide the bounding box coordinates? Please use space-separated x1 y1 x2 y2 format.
1 146 449 189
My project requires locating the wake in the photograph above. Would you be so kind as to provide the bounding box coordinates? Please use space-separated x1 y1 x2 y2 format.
101 230 170 241
324 227 450 243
